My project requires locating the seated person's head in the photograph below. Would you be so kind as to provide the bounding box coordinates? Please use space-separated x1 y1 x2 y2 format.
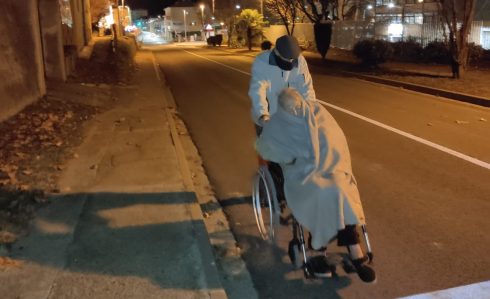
274 35 301 71
261 40 272 50
278 88 304 116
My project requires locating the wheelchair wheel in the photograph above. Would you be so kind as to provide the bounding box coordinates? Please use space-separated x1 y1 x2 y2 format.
252 165 280 241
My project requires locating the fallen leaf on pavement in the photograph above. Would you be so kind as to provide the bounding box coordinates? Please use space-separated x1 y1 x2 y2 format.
21 170 32 176
479 117 487 122
0 256 23 268
455 120 469 124
0 231 17 244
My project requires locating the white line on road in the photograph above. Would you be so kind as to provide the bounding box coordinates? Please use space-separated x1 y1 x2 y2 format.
183 50 251 75
182 49 490 171
398 280 490 299
319 101 490 170
151 53 162 81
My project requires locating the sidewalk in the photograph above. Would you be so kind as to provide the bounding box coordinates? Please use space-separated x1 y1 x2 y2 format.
0 49 255 298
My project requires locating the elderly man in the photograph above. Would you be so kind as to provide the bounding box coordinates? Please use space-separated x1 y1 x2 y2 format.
255 88 376 283
248 35 315 131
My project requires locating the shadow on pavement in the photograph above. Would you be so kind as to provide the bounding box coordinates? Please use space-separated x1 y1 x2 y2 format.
219 195 352 299
2 192 222 297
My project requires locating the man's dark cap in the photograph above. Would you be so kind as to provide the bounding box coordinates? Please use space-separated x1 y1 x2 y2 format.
275 35 300 59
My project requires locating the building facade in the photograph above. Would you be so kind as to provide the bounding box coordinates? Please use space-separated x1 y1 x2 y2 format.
0 0 92 122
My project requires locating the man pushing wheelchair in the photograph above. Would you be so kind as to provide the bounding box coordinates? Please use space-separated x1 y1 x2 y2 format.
249 35 376 283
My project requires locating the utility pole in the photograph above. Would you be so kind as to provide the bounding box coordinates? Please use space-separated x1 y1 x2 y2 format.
183 9 187 41
200 4 205 41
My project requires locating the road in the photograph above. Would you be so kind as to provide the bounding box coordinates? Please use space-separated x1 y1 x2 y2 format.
153 45 490 299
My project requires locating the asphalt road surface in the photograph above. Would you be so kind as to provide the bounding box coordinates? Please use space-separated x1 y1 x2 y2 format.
153 44 490 299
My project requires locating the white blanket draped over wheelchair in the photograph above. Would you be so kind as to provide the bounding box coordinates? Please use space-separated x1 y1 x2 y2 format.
255 99 366 250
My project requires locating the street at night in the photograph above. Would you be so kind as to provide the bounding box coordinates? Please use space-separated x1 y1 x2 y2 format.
2 0 490 298
154 44 490 298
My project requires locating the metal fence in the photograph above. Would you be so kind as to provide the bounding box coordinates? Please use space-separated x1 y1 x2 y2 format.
264 20 489 51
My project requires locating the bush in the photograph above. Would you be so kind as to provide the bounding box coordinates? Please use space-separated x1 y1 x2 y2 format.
468 43 485 65
207 34 223 46
353 39 394 67
423 41 450 64
314 23 333 59
392 39 424 62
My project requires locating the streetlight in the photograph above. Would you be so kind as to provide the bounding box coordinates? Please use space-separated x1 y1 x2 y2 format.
183 9 187 41
235 4 241 10
200 4 205 41
200 4 205 24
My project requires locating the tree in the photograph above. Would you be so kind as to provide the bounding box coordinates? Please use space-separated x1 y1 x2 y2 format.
235 9 267 50
264 0 298 35
437 0 477 78
90 0 110 23
214 4 240 47
296 0 338 59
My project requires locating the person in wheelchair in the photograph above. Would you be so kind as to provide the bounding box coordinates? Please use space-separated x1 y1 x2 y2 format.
255 88 376 283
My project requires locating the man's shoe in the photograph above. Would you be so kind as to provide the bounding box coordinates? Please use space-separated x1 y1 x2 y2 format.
306 255 332 278
352 257 376 283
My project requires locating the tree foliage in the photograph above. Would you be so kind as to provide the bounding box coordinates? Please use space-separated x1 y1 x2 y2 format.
295 0 340 23
235 9 267 50
264 0 298 35
90 0 111 23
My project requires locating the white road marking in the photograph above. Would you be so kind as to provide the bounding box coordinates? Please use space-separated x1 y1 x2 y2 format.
183 50 251 75
182 49 490 171
151 53 162 81
398 280 490 299
319 101 490 170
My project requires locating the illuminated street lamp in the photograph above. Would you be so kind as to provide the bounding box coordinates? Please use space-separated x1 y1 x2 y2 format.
388 2 395 8
235 4 241 10
200 4 205 41
367 4 373 9
200 4 205 24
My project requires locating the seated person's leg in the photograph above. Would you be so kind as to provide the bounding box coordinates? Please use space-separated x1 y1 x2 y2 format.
267 162 286 203
337 225 376 283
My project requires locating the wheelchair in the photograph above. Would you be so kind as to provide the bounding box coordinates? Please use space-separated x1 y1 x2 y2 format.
252 160 374 279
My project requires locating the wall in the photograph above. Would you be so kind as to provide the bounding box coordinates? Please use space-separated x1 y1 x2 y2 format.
69 0 84 51
263 23 315 48
39 0 67 81
0 0 45 122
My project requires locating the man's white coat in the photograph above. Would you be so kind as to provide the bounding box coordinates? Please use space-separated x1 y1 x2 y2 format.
248 51 316 124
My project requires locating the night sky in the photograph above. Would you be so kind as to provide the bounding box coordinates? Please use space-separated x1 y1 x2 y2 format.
125 0 196 16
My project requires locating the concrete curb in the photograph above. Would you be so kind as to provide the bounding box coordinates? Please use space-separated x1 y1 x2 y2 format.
151 52 259 299
342 71 490 108
150 53 229 299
